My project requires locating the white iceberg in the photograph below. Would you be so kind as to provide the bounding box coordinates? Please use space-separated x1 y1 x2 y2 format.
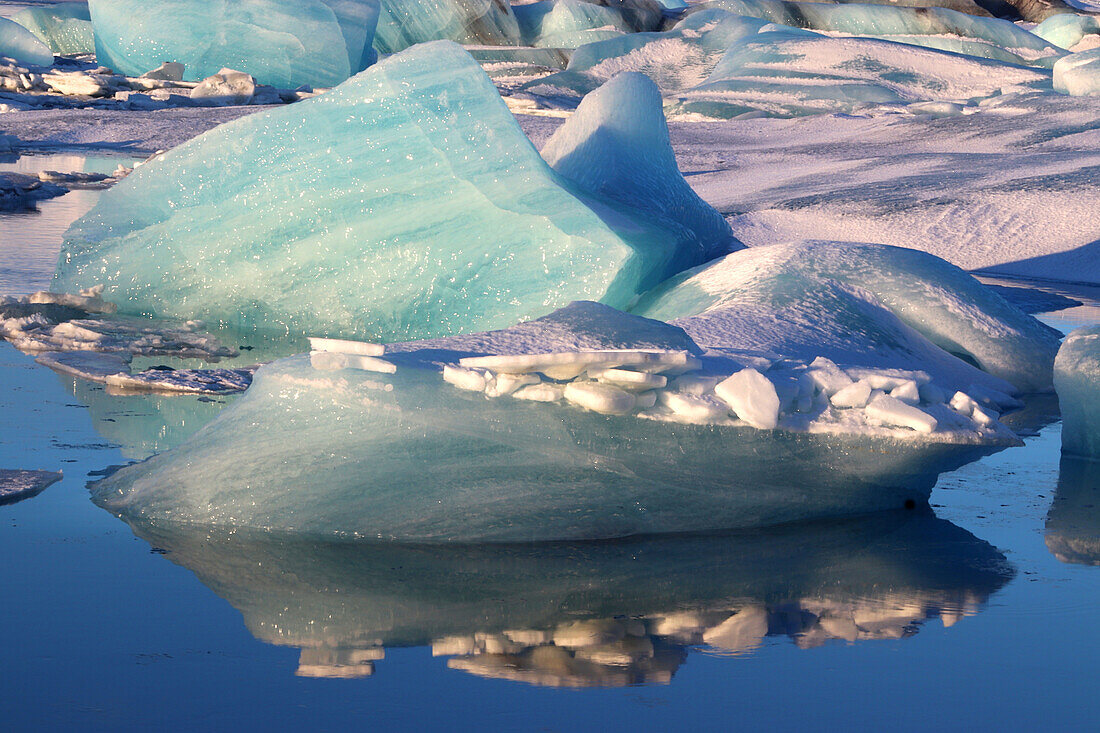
1054 326 1100 459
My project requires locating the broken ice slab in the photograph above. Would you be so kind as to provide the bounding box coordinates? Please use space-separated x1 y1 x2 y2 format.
10 3 93 56
87 0 380 89
0 16 53 67
0 469 62 506
307 337 385 356
373 0 521 53
114 510 1012 683
55 42 733 342
104 367 256 395
634 241 1061 394
1054 326 1100 459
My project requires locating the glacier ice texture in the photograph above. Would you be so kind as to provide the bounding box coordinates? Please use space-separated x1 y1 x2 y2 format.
633 241 1061 394
1054 48 1100 96
88 0 380 89
92 301 1023 542
116 511 1011 680
373 0 521 53
10 2 94 56
1034 13 1100 52
0 15 54 66
1054 326 1100 459
54 42 735 342
514 0 631 49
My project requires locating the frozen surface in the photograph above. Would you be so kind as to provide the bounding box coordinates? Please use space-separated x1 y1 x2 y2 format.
0 467 61 505
88 0 380 89
10 2 91 55
373 0 520 53
0 13 52 65
1053 325 1100 458
54 43 730 342
634 241 1061 394
1053 47 1100 94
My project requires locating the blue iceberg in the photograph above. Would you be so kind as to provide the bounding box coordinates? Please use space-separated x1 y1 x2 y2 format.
10 2 94 56
88 0 380 89
1054 326 1100 459
515 0 630 49
373 0 520 53
0 15 54 66
54 43 734 342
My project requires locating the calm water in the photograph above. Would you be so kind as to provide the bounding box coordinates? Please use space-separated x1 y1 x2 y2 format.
1 157 1098 731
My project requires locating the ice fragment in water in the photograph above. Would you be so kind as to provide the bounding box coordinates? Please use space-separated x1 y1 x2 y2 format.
0 469 62 506
88 0 380 88
373 0 521 53
865 393 938 434
443 365 489 392
0 16 54 66
1054 326 1100 459
714 369 780 429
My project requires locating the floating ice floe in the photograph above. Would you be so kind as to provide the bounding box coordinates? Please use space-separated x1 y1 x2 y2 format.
54 43 735 342
1054 326 1100 459
87 0 380 89
114 510 1011 682
373 0 521 53
92 300 1029 541
0 15 54 67
0 172 66 210
1053 48 1100 96
10 2 94 56
0 469 62 506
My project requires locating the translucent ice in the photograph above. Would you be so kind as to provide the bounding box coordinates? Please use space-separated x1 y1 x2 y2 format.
88 0 380 89
55 43 733 342
1054 326 1100 459
633 241 1060 394
0 469 62 506
1054 48 1100 96
10 3 94 56
514 0 630 49
373 0 520 53
0 16 54 66
1034 14 1100 51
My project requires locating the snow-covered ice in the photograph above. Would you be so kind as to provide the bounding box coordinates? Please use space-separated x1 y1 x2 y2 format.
1054 326 1100 459
1054 47 1100 95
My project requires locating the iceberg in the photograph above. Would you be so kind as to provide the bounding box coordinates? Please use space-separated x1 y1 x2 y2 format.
0 16 54 67
10 3 94 56
1054 326 1100 458
54 43 734 342
633 241 1061 394
1053 48 1100 96
514 0 631 49
1034 13 1100 52
92 301 1023 542
373 0 520 53
87 0 380 89
115 510 1012 681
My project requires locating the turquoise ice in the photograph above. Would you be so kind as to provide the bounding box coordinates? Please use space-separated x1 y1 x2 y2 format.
0 15 54 66
10 2 94 56
88 0 380 88
1034 13 1100 51
54 42 734 342
1054 48 1100 96
373 0 520 53
514 0 630 49
1054 326 1100 458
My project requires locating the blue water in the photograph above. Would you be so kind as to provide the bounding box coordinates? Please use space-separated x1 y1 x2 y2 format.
1 157 1098 731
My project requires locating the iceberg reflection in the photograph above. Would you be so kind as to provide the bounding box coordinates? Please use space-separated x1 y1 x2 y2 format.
119 509 1014 686
1046 456 1100 566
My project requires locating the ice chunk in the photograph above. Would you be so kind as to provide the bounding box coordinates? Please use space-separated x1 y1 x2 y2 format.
56 43 724 343
0 469 62 506
1034 14 1100 52
308 337 385 356
890 380 920 406
460 350 698 377
1054 326 1100 459
633 241 1059 393
0 16 54 66
703 607 768 655
515 0 630 49
486 372 540 397
443 365 490 392
189 68 256 106
830 381 872 409
657 390 730 423
669 374 720 397
10 3 93 56
714 368 780 429
373 0 520 53
310 351 396 374
587 366 667 390
806 357 854 397
28 286 116 314
141 62 185 81
512 382 565 402
865 393 938 434
541 72 738 262
87 0 380 89
1054 48 1100 96
563 381 636 414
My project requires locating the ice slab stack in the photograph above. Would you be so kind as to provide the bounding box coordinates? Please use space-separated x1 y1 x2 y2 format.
10 2 94 56
54 43 735 342
87 0 380 89
1054 326 1100 459
373 0 521 53
0 16 54 67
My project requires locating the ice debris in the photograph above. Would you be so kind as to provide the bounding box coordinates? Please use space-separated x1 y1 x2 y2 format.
1054 326 1100 459
1054 48 1100 96
0 15 54 67
10 3 94 56
0 469 62 506
88 0 380 89
55 42 734 342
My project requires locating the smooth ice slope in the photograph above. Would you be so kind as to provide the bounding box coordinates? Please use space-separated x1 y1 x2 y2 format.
10 3 94 56
54 43 728 342
373 0 520 53
1054 48 1100 95
634 241 1061 393
0 16 54 66
1054 326 1100 458
541 72 738 262
88 0 380 89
